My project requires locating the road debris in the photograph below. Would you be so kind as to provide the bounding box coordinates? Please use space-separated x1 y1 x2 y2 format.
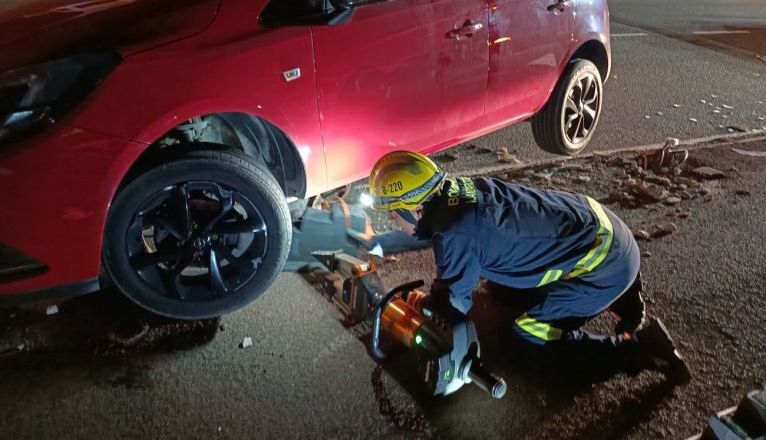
645 175 672 187
46 305 59 316
731 148 766 157
691 167 725 179
497 151 523 165
641 251 652 258
654 223 678 238
497 148 522 164
107 321 150 347
664 197 682 205
722 104 734 110
560 164 593 172
689 118 698 123
16 344 25 351
673 104 681 108
477 146 494 154
635 183 669 202
240 337 253 349
633 229 651 241
726 125 749 133
444 150 460 160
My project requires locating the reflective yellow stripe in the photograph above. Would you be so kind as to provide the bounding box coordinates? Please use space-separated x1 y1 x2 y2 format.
565 197 614 279
515 313 563 341
537 269 564 287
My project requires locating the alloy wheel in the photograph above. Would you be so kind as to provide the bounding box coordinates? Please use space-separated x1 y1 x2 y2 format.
125 181 268 302
562 73 601 145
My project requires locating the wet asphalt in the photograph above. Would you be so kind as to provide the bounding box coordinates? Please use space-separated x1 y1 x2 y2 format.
2 2 766 439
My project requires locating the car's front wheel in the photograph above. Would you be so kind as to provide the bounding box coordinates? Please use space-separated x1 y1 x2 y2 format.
531 59 603 155
103 148 291 319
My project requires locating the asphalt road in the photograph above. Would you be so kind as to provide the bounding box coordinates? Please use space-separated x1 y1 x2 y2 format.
610 0 766 57
2 2 766 439
438 18 766 176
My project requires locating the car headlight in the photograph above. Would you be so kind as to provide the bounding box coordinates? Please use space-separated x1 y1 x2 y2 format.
0 52 121 141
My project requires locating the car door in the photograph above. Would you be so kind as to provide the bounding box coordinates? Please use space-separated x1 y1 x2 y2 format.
312 0 489 187
483 0 574 128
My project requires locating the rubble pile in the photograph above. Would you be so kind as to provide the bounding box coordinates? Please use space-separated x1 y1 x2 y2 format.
490 143 732 243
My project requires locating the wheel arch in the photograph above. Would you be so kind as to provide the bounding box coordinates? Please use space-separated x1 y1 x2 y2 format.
116 112 308 200
567 39 610 82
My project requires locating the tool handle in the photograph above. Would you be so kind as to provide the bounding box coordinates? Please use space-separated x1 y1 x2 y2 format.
468 360 507 399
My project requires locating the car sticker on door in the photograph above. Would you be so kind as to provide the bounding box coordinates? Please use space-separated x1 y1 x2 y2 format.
283 68 301 82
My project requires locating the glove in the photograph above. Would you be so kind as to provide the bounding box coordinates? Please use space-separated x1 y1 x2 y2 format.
409 284 465 327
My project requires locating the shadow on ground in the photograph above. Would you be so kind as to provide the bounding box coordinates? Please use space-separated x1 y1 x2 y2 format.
0 290 220 395
303 271 679 440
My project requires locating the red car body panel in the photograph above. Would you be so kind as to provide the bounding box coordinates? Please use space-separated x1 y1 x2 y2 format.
0 126 145 293
484 0 575 127
313 0 489 185
0 0 222 72
0 0 610 298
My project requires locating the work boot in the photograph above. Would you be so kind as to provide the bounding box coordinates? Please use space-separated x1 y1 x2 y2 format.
609 273 647 334
634 317 692 385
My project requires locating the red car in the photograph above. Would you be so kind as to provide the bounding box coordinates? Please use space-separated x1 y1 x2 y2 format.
0 0 610 318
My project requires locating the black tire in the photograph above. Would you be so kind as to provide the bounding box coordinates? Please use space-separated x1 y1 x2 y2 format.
531 59 603 155
103 148 291 319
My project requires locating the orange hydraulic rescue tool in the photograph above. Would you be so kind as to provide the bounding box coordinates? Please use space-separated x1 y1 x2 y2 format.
313 251 507 399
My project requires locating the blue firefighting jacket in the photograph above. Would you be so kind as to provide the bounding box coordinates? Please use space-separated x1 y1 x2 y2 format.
416 177 631 314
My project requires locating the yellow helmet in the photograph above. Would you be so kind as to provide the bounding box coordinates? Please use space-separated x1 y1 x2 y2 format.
369 151 445 211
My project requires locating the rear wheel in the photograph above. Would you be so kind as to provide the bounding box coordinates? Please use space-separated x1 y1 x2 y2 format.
103 148 291 319
531 59 603 155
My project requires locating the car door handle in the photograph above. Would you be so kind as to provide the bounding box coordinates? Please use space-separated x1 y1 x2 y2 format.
447 21 484 40
547 0 572 12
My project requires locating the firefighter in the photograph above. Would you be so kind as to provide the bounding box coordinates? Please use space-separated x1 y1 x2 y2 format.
368 150 691 385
